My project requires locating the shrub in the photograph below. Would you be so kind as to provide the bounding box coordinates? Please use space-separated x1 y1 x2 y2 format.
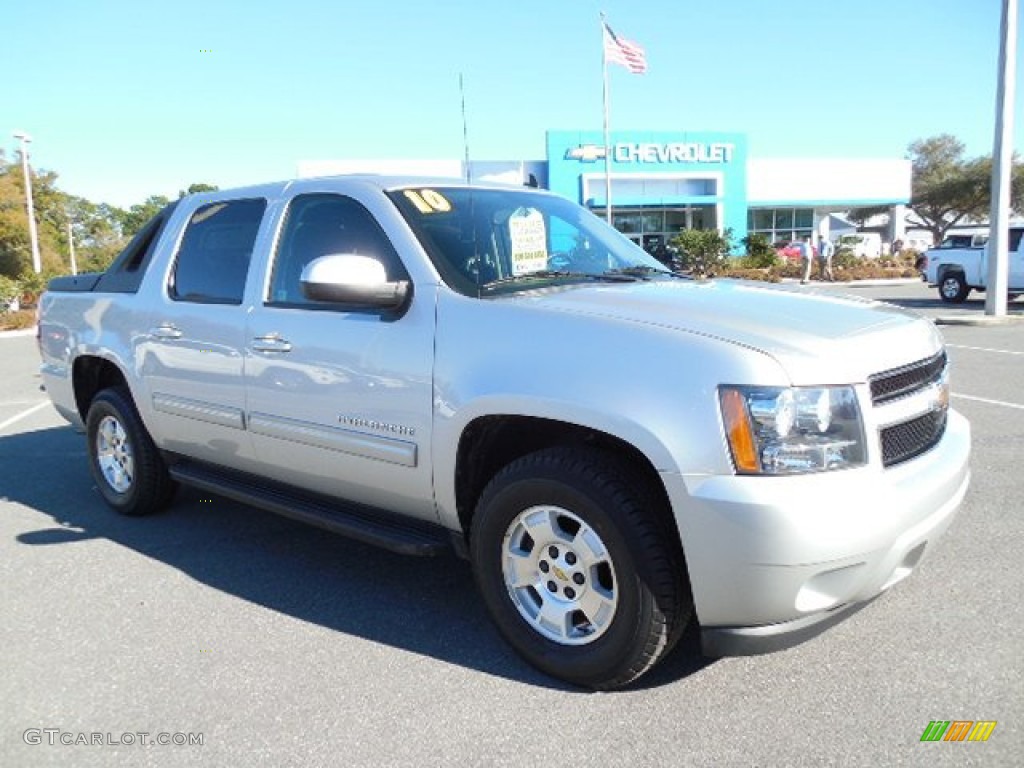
670 228 735 278
831 255 919 280
0 275 21 312
0 308 36 330
895 249 921 268
721 267 781 283
17 269 62 307
717 254 918 284
832 249 860 270
774 260 804 279
739 232 779 269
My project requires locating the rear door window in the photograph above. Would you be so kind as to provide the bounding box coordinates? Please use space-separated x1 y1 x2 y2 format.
170 199 267 304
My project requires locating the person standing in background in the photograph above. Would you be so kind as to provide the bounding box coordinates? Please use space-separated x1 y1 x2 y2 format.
799 236 814 284
817 235 835 282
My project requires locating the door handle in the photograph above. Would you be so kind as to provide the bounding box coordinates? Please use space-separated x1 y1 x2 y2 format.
251 334 292 353
149 324 183 340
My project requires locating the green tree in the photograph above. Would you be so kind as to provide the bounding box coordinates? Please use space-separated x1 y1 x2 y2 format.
907 134 1024 245
66 197 128 273
669 228 735 277
0 156 41 278
0 152 133 278
178 182 219 198
119 195 171 238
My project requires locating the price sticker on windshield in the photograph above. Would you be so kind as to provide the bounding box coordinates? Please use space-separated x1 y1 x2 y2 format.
509 209 548 275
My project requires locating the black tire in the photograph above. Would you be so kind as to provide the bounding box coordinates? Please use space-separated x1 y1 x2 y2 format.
938 271 970 303
85 386 176 516
470 446 692 690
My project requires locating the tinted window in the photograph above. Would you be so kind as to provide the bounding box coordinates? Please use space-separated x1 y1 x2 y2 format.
1009 228 1024 252
939 235 972 249
170 199 266 304
269 194 403 305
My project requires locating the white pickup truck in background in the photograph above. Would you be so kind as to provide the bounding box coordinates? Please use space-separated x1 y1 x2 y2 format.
923 227 1024 302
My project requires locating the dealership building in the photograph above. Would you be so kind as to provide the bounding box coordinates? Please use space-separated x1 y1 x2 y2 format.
298 129 912 251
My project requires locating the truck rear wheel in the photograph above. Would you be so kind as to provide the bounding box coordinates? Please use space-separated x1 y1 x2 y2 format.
470 446 691 689
85 387 176 516
939 272 970 303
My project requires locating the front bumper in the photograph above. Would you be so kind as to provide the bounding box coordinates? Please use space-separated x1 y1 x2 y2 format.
664 409 971 655
701 594 881 656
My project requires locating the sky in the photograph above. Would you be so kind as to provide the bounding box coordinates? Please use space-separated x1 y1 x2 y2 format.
5 0 1022 209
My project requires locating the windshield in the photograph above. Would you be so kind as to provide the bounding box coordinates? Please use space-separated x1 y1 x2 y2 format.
387 186 673 296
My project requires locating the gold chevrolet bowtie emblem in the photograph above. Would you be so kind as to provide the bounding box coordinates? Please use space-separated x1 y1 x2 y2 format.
552 565 568 581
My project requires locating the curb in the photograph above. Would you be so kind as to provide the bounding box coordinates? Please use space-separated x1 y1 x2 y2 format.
934 314 1024 326
779 278 922 287
0 327 37 338
830 278 923 287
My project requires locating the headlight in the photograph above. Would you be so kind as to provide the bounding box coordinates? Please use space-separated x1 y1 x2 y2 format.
719 385 866 474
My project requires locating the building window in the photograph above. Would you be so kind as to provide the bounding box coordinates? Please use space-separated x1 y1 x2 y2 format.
750 210 773 230
611 206 717 254
747 207 814 245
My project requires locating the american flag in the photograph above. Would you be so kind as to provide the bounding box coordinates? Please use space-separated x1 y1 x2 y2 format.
603 22 647 74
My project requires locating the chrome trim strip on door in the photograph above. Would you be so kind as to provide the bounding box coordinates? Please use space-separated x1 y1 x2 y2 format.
248 412 418 467
152 393 246 430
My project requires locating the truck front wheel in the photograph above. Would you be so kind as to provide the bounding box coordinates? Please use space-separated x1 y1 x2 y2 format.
939 272 970 303
85 387 176 516
471 446 691 690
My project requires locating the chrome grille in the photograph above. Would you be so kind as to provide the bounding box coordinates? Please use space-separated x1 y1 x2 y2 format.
880 409 948 467
869 351 947 405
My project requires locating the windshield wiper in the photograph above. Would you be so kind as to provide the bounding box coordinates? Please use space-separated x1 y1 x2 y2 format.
481 270 635 290
603 266 687 279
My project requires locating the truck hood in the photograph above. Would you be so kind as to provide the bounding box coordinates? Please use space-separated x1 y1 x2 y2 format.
513 279 942 384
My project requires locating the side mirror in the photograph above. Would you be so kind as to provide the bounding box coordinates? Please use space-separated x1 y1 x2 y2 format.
300 254 410 310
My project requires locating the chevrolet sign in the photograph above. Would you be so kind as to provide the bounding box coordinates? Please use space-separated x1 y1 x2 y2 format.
565 142 735 164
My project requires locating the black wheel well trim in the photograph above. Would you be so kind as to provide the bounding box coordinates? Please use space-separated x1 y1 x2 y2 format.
453 414 681 549
72 355 130 421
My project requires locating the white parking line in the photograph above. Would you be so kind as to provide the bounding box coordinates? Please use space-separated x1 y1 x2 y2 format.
947 344 1024 356
953 393 1024 411
0 401 50 432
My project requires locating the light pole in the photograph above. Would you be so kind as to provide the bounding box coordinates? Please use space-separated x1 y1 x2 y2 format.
985 0 1018 317
12 131 42 274
66 211 78 276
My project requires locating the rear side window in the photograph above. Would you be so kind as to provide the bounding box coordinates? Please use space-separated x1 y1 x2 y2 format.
170 199 266 304
93 203 179 293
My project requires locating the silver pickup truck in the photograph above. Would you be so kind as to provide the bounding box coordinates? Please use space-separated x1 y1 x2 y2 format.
38 176 971 689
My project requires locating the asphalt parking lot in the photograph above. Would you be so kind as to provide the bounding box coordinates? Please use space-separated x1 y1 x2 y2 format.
1 280 1021 767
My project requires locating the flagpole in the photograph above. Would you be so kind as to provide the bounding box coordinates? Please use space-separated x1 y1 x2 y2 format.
600 12 613 224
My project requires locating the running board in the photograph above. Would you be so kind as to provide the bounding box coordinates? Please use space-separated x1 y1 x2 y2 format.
168 460 452 557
